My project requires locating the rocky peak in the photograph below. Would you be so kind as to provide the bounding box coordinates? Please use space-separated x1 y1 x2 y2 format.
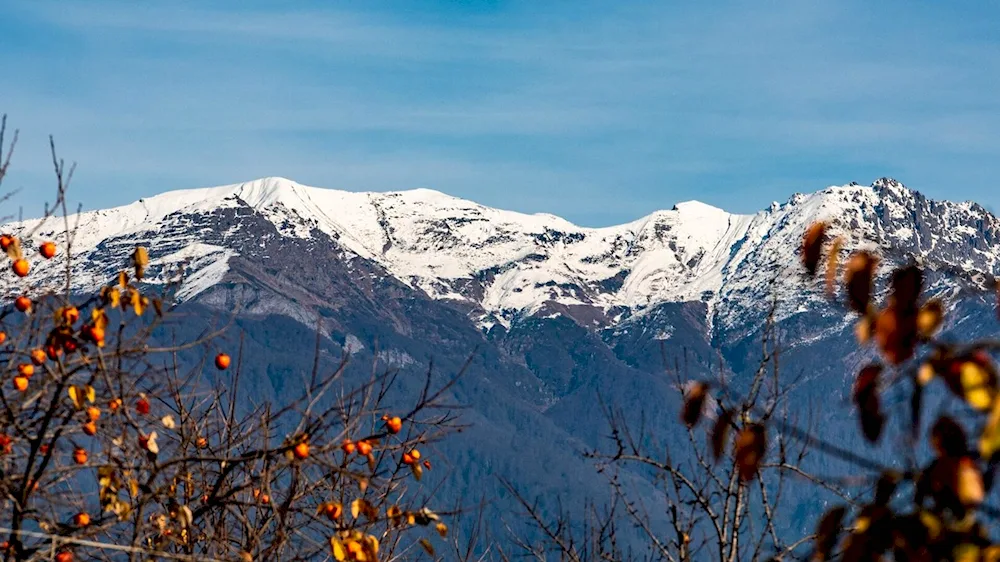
6 177 999 340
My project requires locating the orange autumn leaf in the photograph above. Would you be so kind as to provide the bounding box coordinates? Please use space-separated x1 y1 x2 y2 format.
734 423 766 482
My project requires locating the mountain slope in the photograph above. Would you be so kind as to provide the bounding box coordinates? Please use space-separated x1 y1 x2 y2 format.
8 176 1000 552
14 176 1000 337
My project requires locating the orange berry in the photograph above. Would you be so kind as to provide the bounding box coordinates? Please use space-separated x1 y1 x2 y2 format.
73 512 90 527
197 437 209 448
86 406 101 422
386 416 403 434
260 494 270 504
341 440 356 454
61 306 80 325
0 332 6 345
12 259 29 278
109 398 122 412
82 421 97 436
214 353 231 370
13 376 28 392
30 348 46 365
409 449 421 460
14 296 31 313
293 442 310 460
402 453 415 465
73 448 88 465
0 235 12 251
17 363 34 378
39 241 56 259
136 397 150 415
356 440 372 456
56 551 73 562
324 502 343 520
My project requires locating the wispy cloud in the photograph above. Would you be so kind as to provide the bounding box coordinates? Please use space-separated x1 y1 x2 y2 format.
3 0 999 226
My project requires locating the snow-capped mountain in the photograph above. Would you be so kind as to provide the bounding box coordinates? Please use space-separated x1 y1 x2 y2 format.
7 176 1000 551
9 176 1000 340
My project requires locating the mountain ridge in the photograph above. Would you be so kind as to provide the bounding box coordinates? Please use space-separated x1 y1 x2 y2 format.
7 175 1000 551
7 176 1000 339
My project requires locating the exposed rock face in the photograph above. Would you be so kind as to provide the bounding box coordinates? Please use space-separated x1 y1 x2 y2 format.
8 176 1000 552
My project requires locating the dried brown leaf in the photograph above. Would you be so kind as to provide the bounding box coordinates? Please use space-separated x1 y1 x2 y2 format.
813 505 846 561
917 299 944 338
734 423 766 482
710 409 732 462
853 364 885 443
802 222 828 276
844 251 878 314
681 382 709 427
890 265 923 312
931 416 968 458
874 305 918 365
824 236 843 297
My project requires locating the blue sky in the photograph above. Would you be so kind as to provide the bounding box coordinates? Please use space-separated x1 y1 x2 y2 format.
2 1 999 225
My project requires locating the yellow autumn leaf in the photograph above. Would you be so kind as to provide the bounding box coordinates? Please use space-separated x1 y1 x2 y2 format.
331 539 347 561
919 510 942 540
387 505 402 524
97 469 113 491
351 498 361 519
955 544 981 562
980 398 1000 459
92 307 109 330
118 271 128 288
130 289 146 316
957 457 985 507
86 385 96 403
917 299 944 337
419 538 435 556
133 247 149 279
961 361 995 411
436 522 448 538
145 432 160 455
133 247 149 267
68 386 85 409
